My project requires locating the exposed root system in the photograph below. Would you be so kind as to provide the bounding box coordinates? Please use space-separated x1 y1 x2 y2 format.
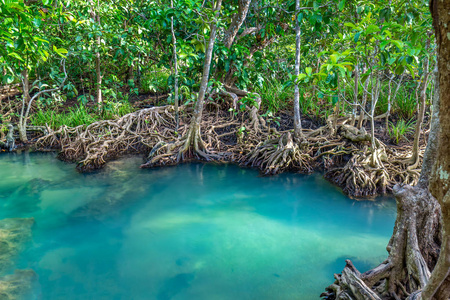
243 132 313 174
37 105 179 171
36 106 425 198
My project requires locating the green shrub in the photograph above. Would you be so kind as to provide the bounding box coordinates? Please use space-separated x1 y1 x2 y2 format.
140 70 170 93
388 119 416 144
256 79 292 113
31 102 135 130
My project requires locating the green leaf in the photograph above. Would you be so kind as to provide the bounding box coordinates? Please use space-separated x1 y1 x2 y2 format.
380 40 389 50
33 37 49 44
332 95 338 104
391 40 404 50
344 22 355 28
330 54 337 64
56 48 68 54
366 24 380 35
297 13 303 23
297 74 307 81
338 0 345 11
305 67 312 76
33 18 42 27
313 1 319 10
354 32 362 43
2 74 14 84
8 52 24 62
395 65 405 75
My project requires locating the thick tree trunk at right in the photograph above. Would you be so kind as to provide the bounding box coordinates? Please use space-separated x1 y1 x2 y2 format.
421 1 450 298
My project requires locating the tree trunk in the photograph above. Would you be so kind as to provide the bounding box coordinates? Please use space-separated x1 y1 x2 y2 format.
409 49 431 170
220 0 252 86
21 68 30 102
421 1 450 298
357 71 370 129
95 22 102 105
171 0 179 131
180 0 223 157
351 63 359 127
369 74 380 151
90 0 102 105
222 0 251 48
322 52 442 300
293 0 303 141
18 68 30 142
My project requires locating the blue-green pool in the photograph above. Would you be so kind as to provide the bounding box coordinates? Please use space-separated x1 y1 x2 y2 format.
0 152 396 300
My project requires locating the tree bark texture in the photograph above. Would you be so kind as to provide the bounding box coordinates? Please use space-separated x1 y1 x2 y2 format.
181 0 223 155
422 1 450 299
222 0 251 48
293 0 303 141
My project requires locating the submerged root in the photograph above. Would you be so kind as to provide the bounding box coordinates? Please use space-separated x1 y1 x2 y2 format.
242 132 313 175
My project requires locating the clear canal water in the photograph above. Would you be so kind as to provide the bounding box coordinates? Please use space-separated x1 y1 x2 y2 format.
0 152 396 300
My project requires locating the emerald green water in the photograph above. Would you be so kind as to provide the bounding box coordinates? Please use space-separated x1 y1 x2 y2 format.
0 153 396 300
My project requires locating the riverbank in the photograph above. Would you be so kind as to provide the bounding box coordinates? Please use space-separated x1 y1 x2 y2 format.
1 102 425 199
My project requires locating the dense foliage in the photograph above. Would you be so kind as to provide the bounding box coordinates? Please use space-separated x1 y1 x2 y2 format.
0 0 434 139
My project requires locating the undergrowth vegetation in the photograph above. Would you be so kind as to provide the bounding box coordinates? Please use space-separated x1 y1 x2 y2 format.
30 102 134 129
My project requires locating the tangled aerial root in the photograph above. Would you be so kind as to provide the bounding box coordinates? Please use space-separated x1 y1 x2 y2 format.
141 124 223 168
36 106 424 198
243 132 313 174
325 140 422 198
37 105 179 171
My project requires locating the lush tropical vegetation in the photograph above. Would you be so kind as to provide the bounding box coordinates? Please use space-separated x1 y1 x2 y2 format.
1 0 450 299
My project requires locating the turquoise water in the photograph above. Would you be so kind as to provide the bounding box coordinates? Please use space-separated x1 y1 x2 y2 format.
0 152 396 300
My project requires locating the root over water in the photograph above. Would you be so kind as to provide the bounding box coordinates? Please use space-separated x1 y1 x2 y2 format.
36 106 424 198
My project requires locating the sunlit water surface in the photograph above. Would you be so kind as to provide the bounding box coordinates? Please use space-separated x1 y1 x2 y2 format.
0 153 396 300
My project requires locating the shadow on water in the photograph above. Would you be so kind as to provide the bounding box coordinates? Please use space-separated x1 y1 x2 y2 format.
157 272 196 300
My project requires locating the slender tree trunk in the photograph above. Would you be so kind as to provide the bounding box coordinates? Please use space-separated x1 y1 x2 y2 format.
369 74 380 151
385 75 393 132
95 19 102 105
351 63 359 127
90 0 102 105
170 0 179 131
19 68 30 142
293 0 303 141
21 68 30 102
181 0 223 156
409 66 430 169
422 1 450 298
357 71 370 129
